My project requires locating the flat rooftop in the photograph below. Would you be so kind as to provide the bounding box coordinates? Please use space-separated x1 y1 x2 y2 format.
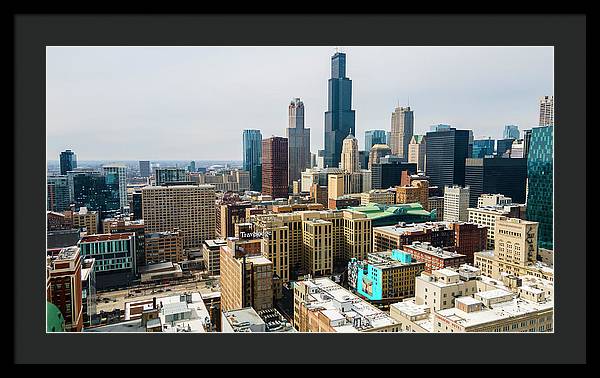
390 301 429 317
405 243 466 259
138 262 178 274
436 295 553 329
375 222 452 235
299 277 398 332
204 239 227 249
79 233 134 243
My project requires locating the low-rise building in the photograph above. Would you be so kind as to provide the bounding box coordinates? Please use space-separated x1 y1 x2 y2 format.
360 189 396 206
396 179 429 210
403 241 467 273
221 307 296 333
373 222 455 253
77 233 136 290
72 207 99 235
293 277 400 332
139 262 183 283
144 230 184 264
347 250 426 303
428 196 444 221
433 289 553 332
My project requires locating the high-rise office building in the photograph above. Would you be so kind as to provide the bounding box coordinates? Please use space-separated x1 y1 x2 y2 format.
539 95 554 126
526 125 553 249
503 125 520 140
496 138 515 157
217 201 253 239
243 129 263 192
371 160 417 190
425 128 470 188
142 184 216 250
131 191 142 220
70 169 121 216
47 175 70 212
154 167 188 186
472 138 495 158
102 164 128 210
262 137 288 199
188 161 196 173
407 135 426 172
340 134 360 173
286 98 311 188
390 106 414 160
139 161 151 178
59 149 77 175
368 144 392 170
443 185 470 222
323 52 356 168
358 150 369 170
430 124 452 132
510 129 533 160
365 130 387 152
465 157 527 207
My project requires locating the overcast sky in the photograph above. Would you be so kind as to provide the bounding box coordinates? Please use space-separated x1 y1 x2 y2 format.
46 46 553 161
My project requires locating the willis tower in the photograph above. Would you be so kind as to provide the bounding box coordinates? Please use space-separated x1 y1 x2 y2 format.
323 51 356 168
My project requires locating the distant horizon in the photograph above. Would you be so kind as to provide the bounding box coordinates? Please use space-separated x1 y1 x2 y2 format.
46 46 553 160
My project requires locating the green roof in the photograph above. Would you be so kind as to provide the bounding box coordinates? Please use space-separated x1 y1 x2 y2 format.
47 302 65 332
348 203 432 219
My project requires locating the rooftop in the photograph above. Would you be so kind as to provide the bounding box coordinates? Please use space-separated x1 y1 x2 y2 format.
405 242 466 259
204 239 228 249
79 233 134 243
390 300 430 318
298 277 398 332
436 294 553 329
138 262 179 274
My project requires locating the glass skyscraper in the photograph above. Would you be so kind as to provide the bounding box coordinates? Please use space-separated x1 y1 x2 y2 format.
243 129 263 192
102 164 128 210
472 138 495 158
324 52 356 168
365 130 387 152
496 138 515 157
526 125 554 249
503 125 520 140
71 170 121 217
47 175 71 211
59 149 77 175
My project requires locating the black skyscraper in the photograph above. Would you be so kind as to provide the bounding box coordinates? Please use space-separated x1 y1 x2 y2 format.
324 52 356 168
371 162 417 189
465 157 528 207
496 138 515 157
425 128 470 189
60 149 77 175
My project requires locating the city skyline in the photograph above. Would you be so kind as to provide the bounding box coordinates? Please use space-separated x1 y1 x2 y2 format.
46 46 553 161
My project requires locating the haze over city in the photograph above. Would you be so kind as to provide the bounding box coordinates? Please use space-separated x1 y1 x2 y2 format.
46 46 553 161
